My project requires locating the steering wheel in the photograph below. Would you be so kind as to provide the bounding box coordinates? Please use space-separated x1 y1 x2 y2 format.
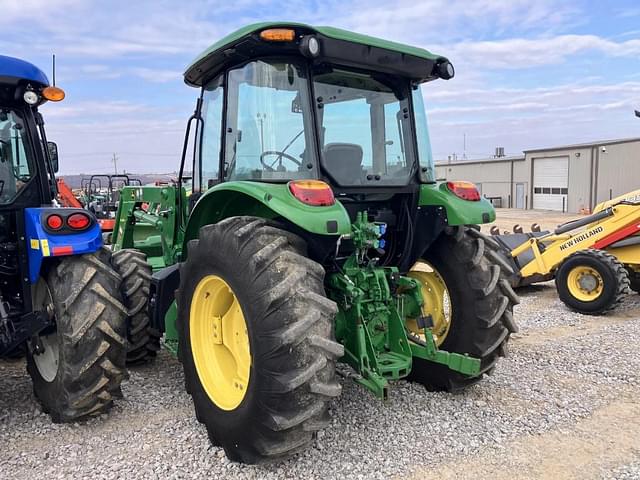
260 151 302 172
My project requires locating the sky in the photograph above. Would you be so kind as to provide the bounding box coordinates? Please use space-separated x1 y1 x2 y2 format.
2 0 640 174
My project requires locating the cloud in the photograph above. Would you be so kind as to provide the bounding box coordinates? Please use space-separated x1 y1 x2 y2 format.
0 0 83 25
129 67 183 83
436 35 640 69
615 7 640 18
41 100 150 119
424 78 640 158
332 0 578 43
4 0 639 173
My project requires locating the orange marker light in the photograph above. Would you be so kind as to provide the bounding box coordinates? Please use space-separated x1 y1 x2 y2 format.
289 180 335 206
42 86 65 102
260 28 296 42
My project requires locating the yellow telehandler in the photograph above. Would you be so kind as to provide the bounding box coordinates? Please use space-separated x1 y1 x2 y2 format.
491 190 640 314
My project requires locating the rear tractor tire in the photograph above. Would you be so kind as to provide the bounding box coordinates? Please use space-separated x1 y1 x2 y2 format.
111 249 161 364
26 247 128 422
407 225 520 392
556 249 630 314
177 216 343 463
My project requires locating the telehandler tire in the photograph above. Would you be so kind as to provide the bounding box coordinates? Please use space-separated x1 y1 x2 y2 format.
407 225 519 392
556 249 630 314
26 247 128 422
177 216 342 464
111 249 161 364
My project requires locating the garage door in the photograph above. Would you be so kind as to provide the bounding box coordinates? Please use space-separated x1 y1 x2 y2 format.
533 157 568 211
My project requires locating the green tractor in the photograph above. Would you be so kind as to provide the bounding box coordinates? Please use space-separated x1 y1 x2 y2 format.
111 23 519 463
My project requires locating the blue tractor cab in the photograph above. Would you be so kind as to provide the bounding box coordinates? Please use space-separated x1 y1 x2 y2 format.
0 55 128 422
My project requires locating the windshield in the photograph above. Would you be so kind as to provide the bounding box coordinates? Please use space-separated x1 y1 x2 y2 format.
224 60 317 181
313 68 415 186
0 108 34 203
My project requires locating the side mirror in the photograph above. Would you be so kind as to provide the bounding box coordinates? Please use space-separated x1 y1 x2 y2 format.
47 141 59 173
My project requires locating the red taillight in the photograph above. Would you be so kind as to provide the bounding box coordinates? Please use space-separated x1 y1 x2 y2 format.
67 212 91 230
288 180 335 206
46 214 63 230
52 245 74 256
447 181 481 201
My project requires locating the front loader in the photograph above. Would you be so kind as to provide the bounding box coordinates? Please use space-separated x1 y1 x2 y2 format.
111 23 519 463
0 56 127 421
491 190 640 314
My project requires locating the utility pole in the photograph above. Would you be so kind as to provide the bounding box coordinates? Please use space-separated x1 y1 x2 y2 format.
463 133 467 160
111 153 118 174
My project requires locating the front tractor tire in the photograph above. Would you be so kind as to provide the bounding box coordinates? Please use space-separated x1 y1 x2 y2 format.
111 249 161 364
408 226 520 392
177 216 343 464
556 249 630 314
26 248 128 422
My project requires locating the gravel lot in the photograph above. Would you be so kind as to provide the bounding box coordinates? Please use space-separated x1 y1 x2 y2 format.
2 205 640 480
2 283 639 479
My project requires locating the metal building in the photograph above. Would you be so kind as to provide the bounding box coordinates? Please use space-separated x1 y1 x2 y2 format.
435 137 640 213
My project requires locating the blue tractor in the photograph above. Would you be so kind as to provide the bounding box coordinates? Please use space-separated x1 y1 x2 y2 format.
0 55 128 421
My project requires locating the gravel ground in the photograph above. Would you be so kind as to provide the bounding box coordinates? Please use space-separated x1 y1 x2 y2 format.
1 283 639 479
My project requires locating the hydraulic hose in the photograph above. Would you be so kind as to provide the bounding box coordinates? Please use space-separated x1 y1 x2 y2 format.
554 207 613 235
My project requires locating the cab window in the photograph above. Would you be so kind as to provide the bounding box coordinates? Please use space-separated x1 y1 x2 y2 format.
0 109 33 204
224 60 317 181
197 77 224 191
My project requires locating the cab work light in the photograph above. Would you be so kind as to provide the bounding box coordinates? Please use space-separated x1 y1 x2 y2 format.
289 180 335 206
260 28 296 42
446 181 481 201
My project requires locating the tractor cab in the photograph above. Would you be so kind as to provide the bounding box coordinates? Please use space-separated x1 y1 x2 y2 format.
183 25 458 251
0 56 60 211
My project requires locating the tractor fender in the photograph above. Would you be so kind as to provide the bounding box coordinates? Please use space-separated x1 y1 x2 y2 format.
24 207 102 283
419 183 496 226
183 181 351 253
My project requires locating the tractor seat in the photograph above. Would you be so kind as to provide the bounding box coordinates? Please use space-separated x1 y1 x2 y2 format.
323 143 363 184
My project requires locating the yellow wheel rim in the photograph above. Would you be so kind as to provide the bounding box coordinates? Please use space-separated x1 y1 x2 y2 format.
407 262 452 347
566 266 604 302
190 275 251 410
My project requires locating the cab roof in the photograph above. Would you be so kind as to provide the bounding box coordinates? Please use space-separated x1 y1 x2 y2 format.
184 22 449 87
0 55 49 86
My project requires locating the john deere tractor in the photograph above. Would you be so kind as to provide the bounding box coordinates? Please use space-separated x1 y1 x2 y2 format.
0 56 127 421
111 23 519 462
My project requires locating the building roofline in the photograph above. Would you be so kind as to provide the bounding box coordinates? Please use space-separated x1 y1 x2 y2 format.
524 137 640 153
435 155 525 166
